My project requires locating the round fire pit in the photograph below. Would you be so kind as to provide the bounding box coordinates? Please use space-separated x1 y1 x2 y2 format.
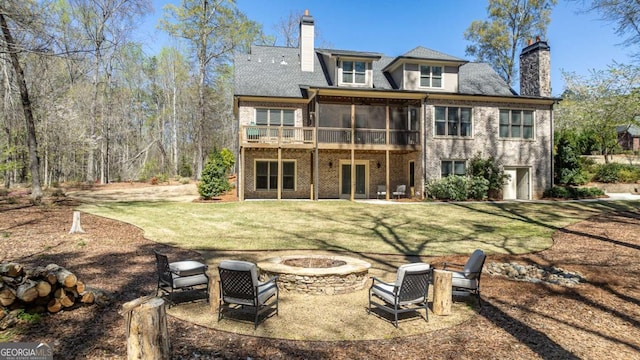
257 255 371 295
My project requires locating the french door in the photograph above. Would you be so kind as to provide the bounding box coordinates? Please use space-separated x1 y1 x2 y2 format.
340 162 368 199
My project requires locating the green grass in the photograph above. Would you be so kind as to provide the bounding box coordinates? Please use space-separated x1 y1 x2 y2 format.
79 200 640 256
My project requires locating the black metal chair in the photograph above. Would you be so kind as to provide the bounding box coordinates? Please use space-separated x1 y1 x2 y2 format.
443 249 486 307
218 260 279 329
368 262 431 328
153 250 209 306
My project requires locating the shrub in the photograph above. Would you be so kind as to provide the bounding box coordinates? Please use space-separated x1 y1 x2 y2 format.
594 163 622 183
219 148 236 174
198 151 231 200
468 153 509 195
426 176 469 201
618 166 640 183
593 163 640 183
179 177 191 185
543 186 605 199
555 134 589 185
467 176 489 200
178 156 193 178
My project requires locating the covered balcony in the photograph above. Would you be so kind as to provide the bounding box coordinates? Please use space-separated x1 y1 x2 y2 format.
240 97 422 150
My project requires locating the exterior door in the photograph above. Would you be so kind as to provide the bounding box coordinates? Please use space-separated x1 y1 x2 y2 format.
503 167 531 200
503 169 517 200
340 162 368 198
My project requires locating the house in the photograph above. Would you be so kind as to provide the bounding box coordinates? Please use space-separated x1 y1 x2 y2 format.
616 124 640 152
233 10 558 201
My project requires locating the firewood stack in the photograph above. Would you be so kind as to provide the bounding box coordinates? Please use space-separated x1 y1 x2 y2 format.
0 262 106 314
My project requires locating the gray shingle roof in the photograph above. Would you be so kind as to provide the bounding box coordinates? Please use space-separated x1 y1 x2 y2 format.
235 45 516 98
400 46 466 62
616 124 640 136
458 63 517 96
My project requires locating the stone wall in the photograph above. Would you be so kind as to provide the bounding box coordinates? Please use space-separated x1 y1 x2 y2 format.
263 271 369 295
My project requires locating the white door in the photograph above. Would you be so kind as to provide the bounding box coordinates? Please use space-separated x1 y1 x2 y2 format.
503 169 517 200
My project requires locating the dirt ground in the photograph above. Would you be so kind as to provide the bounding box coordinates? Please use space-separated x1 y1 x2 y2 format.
1 182 639 359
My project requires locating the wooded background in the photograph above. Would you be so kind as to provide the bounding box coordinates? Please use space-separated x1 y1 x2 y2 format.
0 0 270 195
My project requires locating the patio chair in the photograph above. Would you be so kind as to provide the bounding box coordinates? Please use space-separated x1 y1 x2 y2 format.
153 250 210 307
368 262 431 328
392 184 406 199
376 185 386 199
442 249 486 307
218 260 279 329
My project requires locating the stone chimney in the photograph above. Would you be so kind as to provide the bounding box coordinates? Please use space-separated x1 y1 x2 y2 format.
299 10 314 72
519 38 551 97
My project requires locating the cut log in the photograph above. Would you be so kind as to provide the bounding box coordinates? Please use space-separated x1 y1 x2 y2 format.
80 287 109 306
80 291 94 304
0 287 16 307
64 286 79 299
0 263 23 277
46 264 77 288
36 280 52 297
60 296 74 308
47 298 62 313
16 280 39 303
122 297 170 360
30 266 57 284
54 287 64 299
433 269 453 316
69 211 85 234
75 281 86 294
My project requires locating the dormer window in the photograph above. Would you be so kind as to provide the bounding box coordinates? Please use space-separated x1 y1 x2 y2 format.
420 65 443 88
337 59 373 87
342 61 366 84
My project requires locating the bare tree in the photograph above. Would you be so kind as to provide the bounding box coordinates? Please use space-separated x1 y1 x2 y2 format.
574 0 640 57
0 3 43 202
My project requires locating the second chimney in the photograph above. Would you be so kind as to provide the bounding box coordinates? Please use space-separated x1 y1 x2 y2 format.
520 39 551 97
299 10 315 72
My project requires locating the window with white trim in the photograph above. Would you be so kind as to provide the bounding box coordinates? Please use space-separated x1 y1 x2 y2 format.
441 160 466 177
255 109 295 126
420 65 443 88
255 160 295 191
341 60 367 84
434 106 472 137
499 109 534 139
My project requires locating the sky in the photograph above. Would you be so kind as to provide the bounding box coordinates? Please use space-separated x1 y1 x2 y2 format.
138 0 635 97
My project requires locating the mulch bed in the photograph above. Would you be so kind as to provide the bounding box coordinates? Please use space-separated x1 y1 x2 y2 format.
1 191 639 359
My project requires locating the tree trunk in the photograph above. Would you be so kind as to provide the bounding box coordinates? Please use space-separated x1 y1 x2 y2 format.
0 12 43 202
70 211 85 234
432 269 452 316
122 296 170 360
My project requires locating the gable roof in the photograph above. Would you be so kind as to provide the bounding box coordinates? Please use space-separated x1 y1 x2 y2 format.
616 124 640 136
234 45 517 99
382 46 467 72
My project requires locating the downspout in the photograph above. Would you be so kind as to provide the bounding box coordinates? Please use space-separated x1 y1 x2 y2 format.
307 88 319 201
234 96 244 201
550 101 555 191
421 95 428 200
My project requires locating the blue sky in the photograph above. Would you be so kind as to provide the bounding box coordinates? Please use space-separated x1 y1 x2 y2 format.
139 0 634 96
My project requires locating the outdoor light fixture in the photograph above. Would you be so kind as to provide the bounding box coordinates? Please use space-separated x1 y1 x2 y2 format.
329 161 333 168
377 161 381 168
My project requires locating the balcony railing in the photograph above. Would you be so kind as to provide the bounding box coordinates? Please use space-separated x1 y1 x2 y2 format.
241 126 420 147
243 126 315 145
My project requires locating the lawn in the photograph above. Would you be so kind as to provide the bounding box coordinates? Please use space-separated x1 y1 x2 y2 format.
79 199 640 256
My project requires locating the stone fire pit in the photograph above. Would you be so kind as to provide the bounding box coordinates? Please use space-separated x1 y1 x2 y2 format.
257 255 371 295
